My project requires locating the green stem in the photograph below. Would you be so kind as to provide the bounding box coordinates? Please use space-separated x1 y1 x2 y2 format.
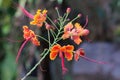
63 13 69 24
50 30 56 39
47 15 58 30
56 8 61 18
36 35 49 44
48 30 51 47
70 16 79 22
21 50 49 80
40 49 48 56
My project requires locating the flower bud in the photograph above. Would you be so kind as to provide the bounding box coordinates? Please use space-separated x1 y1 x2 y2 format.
55 6 58 10
82 29 89 36
77 14 82 17
66 8 71 13
45 23 55 30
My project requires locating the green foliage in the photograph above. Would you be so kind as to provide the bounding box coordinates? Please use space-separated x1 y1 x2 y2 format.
57 0 63 4
1 53 17 80
114 25 120 36
1 15 11 35
110 0 120 13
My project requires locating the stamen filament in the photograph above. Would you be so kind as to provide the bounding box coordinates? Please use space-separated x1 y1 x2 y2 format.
16 37 31 63
60 52 68 75
83 15 88 28
80 55 107 64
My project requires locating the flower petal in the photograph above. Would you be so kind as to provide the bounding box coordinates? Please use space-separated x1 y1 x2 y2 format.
64 22 73 32
64 52 73 61
74 23 82 29
50 44 61 52
62 32 70 39
65 45 74 51
74 52 80 61
50 52 58 60
72 36 82 45
30 9 47 27
31 38 40 46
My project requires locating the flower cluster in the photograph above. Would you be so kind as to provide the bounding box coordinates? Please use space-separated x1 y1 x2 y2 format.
62 22 89 44
16 5 106 80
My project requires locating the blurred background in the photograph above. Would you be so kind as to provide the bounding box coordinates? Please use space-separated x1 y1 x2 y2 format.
0 0 120 80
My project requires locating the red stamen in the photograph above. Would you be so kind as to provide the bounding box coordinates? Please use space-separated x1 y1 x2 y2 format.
80 55 107 64
16 37 31 63
0 38 22 43
60 52 68 75
17 4 34 19
83 15 88 28
40 65 47 72
84 36 92 42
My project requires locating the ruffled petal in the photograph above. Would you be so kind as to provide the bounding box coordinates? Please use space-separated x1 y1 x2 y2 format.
50 44 61 52
64 22 73 32
72 36 82 45
65 45 74 51
64 52 73 61
50 52 58 60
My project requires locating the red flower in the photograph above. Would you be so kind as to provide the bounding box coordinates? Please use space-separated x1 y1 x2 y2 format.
74 48 85 61
74 48 107 64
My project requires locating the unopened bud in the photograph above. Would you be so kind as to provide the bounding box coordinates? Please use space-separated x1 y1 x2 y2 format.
66 8 71 13
77 14 82 17
54 19 57 23
55 6 58 10
45 23 55 30
82 29 89 36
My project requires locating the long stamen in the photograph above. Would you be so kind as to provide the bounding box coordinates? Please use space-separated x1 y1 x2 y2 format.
0 38 22 43
16 37 31 63
83 15 88 28
60 52 68 75
80 55 107 64
17 4 34 19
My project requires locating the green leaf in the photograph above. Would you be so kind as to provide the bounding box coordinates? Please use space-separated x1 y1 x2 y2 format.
2 25 10 35
57 0 63 4
1 53 17 80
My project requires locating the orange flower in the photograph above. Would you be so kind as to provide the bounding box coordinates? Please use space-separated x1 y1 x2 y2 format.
61 45 74 61
30 9 47 27
62 22 89 45
50 44 61 60
50 44 74 60
74 23 89 36
23 26 40 46
50 44 74 74
62 22 73 39
16 26 40 62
